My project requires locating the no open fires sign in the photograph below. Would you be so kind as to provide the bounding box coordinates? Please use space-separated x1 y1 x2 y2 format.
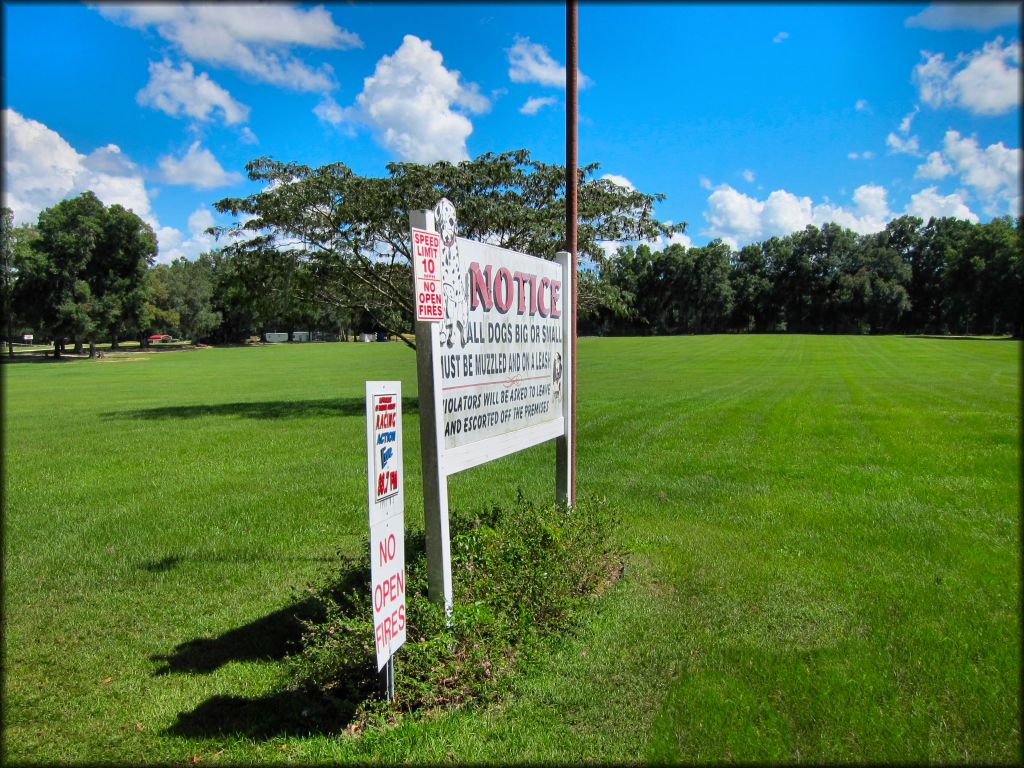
365 381 406 671
412 227 443 322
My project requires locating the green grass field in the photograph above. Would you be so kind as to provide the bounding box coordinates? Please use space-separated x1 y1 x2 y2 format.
3 335 1020 763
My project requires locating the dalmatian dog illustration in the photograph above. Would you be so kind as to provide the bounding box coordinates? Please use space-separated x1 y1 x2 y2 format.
434 198 470 349
551 352 563 403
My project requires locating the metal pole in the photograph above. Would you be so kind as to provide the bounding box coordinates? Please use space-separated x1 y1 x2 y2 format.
566 0 578 504
386 656 395 701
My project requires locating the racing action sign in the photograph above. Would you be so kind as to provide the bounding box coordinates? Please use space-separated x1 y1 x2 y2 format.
365 381 406 671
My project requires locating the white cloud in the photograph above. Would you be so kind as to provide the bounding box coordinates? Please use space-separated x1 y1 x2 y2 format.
886 132 921 155
600 225 693 258
914 37 1021 115
855 98 869 112
645 230 693 252
705 185 767 242
0 108 194 263
158 141 243 188
741 169 756 183
601 173 635 190
344 35 489 163
905 187 979 222
158 207 261 264
848 151 875 160
700 178 993 246
2 108 159 227
941 129 1020 214
761 189 815 234
773 31 789 44
158 206 217 263
702 183 902 246
699 176 713 190
313 94 355 126
813 185 893 234
187 206 216 236
137 59 249 126
507 36 590 89
898 106 919 134
916 151 954 179
906 3 1020 31
96 3 361 92
239 127 259 144
154 226 184 264
519 96 557 115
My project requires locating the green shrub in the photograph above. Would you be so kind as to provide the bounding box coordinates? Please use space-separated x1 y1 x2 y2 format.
289 495 622 727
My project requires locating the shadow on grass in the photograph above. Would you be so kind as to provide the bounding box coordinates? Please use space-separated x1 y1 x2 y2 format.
0 353 83 364
151 598 323 675
165 687 366 739
140 555 183 572
102 396 419 421
138 552 343 573
906 334 1017 342
158 559 379 738
151 561 368 675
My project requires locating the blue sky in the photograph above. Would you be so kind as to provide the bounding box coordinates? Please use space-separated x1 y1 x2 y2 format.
2 2 1020 262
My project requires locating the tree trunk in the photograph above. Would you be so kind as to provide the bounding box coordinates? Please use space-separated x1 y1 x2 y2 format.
89 340 96 359
74 338 83 355
53 339 62 359
111 337 119 350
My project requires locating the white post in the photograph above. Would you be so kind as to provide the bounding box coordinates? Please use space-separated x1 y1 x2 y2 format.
410 208 454 614
555 251 574 507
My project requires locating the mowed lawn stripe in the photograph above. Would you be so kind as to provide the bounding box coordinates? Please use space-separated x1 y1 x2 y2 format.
2 336 1019 763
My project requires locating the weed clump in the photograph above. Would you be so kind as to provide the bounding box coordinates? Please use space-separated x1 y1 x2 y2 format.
289 495 622 728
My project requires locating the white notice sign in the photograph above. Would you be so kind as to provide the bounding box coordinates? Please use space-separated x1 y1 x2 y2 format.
435 236 564 450
365 381 406 670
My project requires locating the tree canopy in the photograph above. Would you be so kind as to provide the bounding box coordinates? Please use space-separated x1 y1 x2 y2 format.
212 149 684 346
10 192 156 356
4 168 1020 355
586 216 1022 338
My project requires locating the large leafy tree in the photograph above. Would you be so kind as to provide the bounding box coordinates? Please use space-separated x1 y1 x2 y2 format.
14 192 156 357
212 150 683 348
1 207 15 356
730 239 782 332
5 221 41 354
970 216 1022 336
16 192 106 356
141 265 181 336
92 203 159 348
163 255 222 343
143 256 222 342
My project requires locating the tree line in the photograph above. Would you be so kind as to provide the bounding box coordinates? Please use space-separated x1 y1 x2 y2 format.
2 151 1020 359
583 216 1021 338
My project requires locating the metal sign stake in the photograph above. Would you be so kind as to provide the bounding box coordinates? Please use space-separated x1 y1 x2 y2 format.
384 656 395 701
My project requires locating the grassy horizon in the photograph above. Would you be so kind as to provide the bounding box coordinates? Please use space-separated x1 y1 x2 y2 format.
3 335 1020 763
